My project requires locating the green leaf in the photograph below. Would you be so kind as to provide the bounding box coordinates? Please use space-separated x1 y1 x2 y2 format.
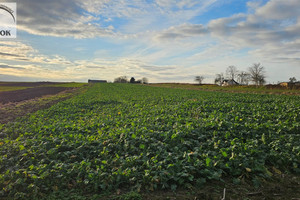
19 145 25 151
29 165 34 170
221 151 228 157
206 158 211 167
171 133 177 139
261 133 266 144
171 184 177 191
102 160 107 164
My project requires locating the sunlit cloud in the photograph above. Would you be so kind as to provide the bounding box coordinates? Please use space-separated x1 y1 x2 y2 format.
0 0 299 83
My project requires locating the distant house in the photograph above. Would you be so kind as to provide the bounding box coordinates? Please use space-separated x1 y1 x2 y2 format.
88 79 107 83
279 82 289 87
221 79 239 86
279 81 300 88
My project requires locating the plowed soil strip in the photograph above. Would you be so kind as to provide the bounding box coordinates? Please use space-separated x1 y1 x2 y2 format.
0 87 70 104
0 87 84 124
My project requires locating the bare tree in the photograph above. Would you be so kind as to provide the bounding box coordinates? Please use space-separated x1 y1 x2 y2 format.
114 76 128 83
226 66 238 80
214 73 224 85
142 77 149 84
289 77 297 83
237 71 251 85
195 76 204 84
248 63 266 86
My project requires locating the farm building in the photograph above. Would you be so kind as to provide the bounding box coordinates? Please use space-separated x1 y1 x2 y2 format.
279 82 289 87
88 79 107 83
279 81 300 88
221 79 239 86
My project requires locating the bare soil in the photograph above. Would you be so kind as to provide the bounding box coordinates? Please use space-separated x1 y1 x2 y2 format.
104 175 300 200
0 82 85 124
0 86 71 104
141 175 300 200
0 92 73 124
0 81 61 87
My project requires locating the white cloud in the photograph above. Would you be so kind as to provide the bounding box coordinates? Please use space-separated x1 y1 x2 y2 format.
8 0 224 38
155 23 207 41
1 0 300 83
10 0 114 38
253 0 300 21
206 0 300 65
0 41 73 65
247 0 264 11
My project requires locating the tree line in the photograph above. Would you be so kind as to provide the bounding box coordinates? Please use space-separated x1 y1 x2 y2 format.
114 76 148 84
195 63 266 86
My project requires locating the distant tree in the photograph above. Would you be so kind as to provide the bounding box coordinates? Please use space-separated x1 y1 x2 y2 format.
289 77 297 83
248 63 266 86
237 71 251 85
195 76 204 84
114 76 128 83
130 77 135 83
214 73 224 85
142 77 149 84
258 76 266 85
226 66 238 80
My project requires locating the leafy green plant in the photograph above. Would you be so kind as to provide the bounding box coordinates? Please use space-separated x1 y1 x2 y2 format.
0 83 299 199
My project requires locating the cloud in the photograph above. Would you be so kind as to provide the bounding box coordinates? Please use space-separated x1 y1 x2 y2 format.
247 0 264 11
0 64 24 69
0 41 73 65
8 0 224 38
204 0 300 66
253 0 300 20
12 0 114 38
249 39 300 63
2 0 300 83
154 0 218 11
155 23 207 41
139 64 175 71
0 41 35 60
143 0 300 83
0 52 22 58
151 0 300 55
209 0 300 42
85 66 106 69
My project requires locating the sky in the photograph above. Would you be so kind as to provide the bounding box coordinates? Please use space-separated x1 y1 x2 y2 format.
0 0 299 83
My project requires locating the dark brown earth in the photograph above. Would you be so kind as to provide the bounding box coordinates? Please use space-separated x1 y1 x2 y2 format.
104 175 300 200
0 86 70 104
0 92 74 124
141 175 300 200
0 81 61 87
0 82 84 124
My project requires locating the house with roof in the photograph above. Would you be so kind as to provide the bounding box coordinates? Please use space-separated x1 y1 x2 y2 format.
279 81 300 88
221 79 239 86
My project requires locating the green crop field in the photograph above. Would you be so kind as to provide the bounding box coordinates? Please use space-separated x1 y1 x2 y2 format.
150 83 300 95
0 83 299 199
